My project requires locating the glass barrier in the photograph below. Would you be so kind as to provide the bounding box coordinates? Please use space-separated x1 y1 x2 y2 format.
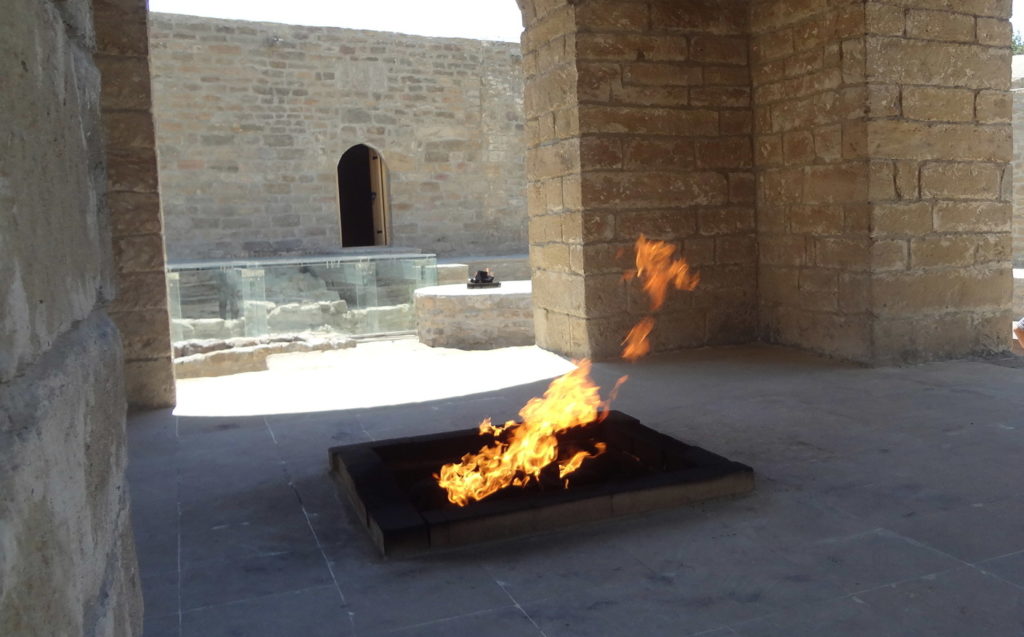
166 253 437 344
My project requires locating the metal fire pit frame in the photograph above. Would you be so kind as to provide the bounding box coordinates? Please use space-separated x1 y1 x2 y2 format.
328 411 754 556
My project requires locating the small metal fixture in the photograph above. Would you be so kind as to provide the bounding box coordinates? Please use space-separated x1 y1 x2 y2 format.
467 269 500 289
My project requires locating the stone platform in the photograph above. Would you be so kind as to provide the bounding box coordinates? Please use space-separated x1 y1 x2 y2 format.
414 280 534 349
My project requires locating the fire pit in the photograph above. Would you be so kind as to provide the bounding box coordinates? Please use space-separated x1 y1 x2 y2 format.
329 410 754 556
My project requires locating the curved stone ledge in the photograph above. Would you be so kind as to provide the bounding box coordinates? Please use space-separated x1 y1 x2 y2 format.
414 280 534 349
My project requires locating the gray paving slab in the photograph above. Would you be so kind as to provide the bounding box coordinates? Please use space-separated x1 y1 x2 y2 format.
180 548 335 611
854 566 1024 636
142 613 179 637
373 607 542 637
978 550 1024 587
127 344 1024 637
179 586 352 637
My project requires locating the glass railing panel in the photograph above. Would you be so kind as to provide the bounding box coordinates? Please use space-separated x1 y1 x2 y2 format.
166 252 436 345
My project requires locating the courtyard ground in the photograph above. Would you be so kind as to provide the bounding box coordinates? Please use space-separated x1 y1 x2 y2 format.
131 341 1024 636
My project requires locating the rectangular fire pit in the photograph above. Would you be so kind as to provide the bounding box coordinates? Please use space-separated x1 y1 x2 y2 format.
328 410 754 556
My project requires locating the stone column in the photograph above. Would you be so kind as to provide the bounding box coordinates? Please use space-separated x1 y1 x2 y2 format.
95 0 176 406
528 0 756 360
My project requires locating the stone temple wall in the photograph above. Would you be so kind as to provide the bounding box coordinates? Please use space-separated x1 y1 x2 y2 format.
148 13 527 260
1 0 142 635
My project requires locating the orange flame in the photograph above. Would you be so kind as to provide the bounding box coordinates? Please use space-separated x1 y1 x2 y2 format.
621 316 655 362
559 442 607 479
436 360 616 506
626 234 700 311
621 235 700 359
435 236 699 507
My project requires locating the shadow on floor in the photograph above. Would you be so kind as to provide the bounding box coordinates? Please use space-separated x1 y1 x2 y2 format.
129 344 1024 637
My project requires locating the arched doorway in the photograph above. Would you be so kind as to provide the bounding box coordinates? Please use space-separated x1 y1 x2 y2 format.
338 144 389 247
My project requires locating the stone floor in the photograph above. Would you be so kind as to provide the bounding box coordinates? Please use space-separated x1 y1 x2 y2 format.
130 343 1024 637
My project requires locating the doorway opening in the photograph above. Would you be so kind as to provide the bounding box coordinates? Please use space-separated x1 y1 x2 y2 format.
338 144 389 247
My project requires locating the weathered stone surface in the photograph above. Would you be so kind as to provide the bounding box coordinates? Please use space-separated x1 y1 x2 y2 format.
415 281 536 349
2 5 143 634
1 0 111 384
0 313 142 637
173 334 355 378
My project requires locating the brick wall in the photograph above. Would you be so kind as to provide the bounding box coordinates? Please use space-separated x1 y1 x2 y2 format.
149 13 527 260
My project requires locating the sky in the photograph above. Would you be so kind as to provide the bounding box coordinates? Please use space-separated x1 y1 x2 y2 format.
147 0 525 42
150 0 1024 43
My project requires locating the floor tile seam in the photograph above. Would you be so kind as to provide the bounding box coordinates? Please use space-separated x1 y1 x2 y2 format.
974 547 1024 565
264 414 352 614
880 525 981 569
363 603 522 634
460 581 549 637
179 583 342 615
845 564 967 598
719 591 863 634
970 563 1024 594
176 473 184 637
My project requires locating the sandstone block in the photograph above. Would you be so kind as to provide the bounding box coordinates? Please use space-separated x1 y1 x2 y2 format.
575 0 649 32
976 17 1011 46
902 86 974 121
690 35 749 65
910 235 977 267
715 235 757 264
816 236 871 269
691 86 751 108
622 138 694 170
894 160 920 199
615 209 697 241
805 163 868 204
124 357 176 408
760 234 808 266
695 137 752 169
96 54 152 110
920 162 1002 199
867 120 1011 162
729 172 756 203
871 202 933 236
581 170 727 209
623 63 703 86
579 106 718 136
905 9 975 42
975 233 1012 264
576 33 688 62
699 207 755 236
108 191 164 236
652 0 747 35
114 235 167 273
866 37 1009 89
976 90 1012 124
106 147 160 193
783 130 815 164
866 3 906 36
788 204 845 235
933 200 1010 231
